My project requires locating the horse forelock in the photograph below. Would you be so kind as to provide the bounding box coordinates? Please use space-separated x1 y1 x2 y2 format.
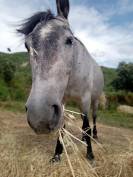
17 10 55 36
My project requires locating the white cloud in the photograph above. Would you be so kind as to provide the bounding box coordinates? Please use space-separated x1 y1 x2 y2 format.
0 0 52 52
69 5 133 67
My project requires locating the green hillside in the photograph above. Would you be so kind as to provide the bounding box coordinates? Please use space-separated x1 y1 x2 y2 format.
0 52 28 65
0 52 31 101
0 52 116 101
102 66 117 92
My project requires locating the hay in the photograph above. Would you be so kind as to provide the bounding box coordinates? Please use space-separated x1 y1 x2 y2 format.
64 109 85 116
64 112 104 151
59 130 76 177
0 110 133 177
59 125 99 177
99 92 107 110
117 105 133 114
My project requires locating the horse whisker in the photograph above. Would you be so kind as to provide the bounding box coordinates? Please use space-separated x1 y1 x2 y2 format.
64 109 85 116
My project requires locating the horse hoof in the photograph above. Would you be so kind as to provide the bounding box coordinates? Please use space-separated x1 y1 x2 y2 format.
86 153 94 161
50 155 61 163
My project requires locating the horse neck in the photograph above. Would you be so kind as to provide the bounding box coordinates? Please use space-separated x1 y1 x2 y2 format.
71 38 91 75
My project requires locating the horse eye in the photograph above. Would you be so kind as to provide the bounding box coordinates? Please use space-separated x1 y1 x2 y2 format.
65 37 73 45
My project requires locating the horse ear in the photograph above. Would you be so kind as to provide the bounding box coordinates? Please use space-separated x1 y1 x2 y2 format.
56 0 70 19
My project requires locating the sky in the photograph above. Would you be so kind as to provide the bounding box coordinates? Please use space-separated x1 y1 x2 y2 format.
0 0 133 68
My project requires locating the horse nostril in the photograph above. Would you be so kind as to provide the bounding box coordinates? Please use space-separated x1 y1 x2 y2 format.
52 104 60 117
49 104 61 130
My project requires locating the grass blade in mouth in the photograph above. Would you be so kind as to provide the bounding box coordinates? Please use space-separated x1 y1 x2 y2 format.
59 130 75 177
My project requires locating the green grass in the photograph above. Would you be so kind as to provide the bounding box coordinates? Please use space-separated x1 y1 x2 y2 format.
98 110 133 129
0 101 25 113
63 105 133 130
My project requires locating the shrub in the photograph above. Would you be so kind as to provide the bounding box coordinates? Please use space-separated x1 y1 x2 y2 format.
0 80 10 101
112 62 133 92
0 58 16 85
106 91 133 109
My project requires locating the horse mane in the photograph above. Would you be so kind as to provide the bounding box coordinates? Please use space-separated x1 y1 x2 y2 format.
17 10 54 35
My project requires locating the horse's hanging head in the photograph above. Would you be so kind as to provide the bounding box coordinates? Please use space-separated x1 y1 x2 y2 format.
17 0 75 135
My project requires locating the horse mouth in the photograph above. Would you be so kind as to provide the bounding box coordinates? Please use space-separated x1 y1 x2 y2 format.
33 126 59 137
27 118 60 135
34 128 52 135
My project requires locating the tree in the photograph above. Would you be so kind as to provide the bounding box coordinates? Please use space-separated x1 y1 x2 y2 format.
0 59 16 84
112 62 133 92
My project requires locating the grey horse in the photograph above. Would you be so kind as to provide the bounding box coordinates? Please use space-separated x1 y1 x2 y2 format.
18 0 104 161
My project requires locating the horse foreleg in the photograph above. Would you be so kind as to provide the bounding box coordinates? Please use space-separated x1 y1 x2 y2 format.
92 100 99 139
82 114 94 160
50 138 63 163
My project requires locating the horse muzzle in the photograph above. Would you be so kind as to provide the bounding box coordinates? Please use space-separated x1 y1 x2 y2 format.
25 102 63 134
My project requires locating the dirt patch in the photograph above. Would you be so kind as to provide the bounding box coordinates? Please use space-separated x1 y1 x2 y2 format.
0 110 133 177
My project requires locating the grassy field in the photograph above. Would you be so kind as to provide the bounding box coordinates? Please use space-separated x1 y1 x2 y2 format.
98 110 133 129
66 106 133 130
0 101 133 130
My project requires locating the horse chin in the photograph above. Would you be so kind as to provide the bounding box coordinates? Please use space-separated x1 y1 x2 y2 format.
34 129 51 135
35 129 59 140
33 126 59 136
29 115 64 137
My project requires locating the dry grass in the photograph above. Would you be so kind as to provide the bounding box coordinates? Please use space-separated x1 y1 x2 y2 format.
117 105 133 115
0 110 133 177
99 92 107 110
